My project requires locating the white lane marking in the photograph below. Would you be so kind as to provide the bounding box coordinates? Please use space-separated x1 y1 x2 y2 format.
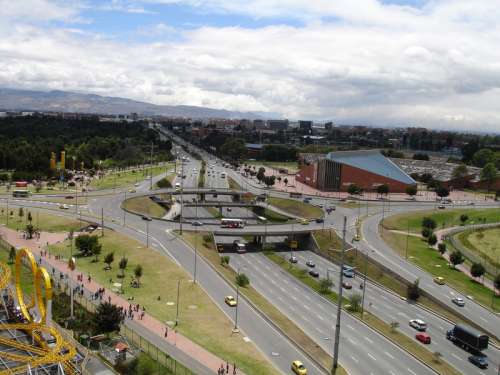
385 351 394 359
364 337 373 344
407 369 417 375
451 354 463 361
367 353 376 361
317 315 325 321
346 324 354 330
350 355 359 363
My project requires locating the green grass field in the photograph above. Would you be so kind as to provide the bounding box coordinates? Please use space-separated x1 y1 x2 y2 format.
457 227 500 267
0 209 82 232
268 197 323 219
383 231 499 312
122 196 167 218
383 208 500 234
90 165 172 190
244 160 299 173
48 230 279 375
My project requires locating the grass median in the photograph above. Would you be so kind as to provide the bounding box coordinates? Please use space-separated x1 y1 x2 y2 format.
45 227 279 375
122 196 167 219
268 197 323 219
178 231 346 374
456 227 500 268
265 250 462 375
91 164 172 190
0 209 83 232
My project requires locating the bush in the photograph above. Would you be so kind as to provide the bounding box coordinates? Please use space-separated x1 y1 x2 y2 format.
319 278 333 294
421 227 432 238
220 256 230 266
156 177 172 188
236 273 250 287
437 243 446 254
407 279 420 301
470 263 486 280
495 274 500 290
347 293 362 312
449 251 464 268
460 214 469 225
427 234 437 246
422 217 437 230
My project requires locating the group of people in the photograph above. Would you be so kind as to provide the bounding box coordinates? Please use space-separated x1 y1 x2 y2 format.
218 361 237 375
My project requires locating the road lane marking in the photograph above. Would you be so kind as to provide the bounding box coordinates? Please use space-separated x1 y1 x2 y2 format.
350 355 359 363
384 351 394 359
407 369 417 375
364 337 373 344
367 353 376 361
451 354 462 361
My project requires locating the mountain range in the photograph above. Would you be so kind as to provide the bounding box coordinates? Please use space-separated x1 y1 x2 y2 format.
0 88 275 119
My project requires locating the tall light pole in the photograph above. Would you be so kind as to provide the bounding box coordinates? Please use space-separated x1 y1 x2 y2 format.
123 190 127 226
150 142 154 190
146 220 149 248
360 251 368 319
332 216 347 374
175 279 181 326
405 219 410 260
179 160 185 234
233 266 245 334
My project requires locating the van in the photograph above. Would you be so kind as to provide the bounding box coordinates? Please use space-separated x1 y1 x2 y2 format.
175 182 181 190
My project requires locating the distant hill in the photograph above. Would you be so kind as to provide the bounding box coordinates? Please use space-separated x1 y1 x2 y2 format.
0 88 274 119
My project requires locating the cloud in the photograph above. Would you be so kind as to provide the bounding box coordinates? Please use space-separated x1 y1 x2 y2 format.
1 1 500 132
0 0 81 22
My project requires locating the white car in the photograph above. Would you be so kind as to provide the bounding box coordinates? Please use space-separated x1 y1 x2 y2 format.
452 297 465 307
409 319 427 331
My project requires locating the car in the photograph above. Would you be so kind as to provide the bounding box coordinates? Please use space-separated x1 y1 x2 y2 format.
141 215 152 221
134 183 140 187
409 319 427 331
438 205 446 209
192 221 203 227
227 207 232 212
468 355 488 369
309 270 319 278
224 296 237 307
433 276 445 285
306 260 315 267
59 204 69 210
289 256 298 263
291 360 307 375
128 189 136 193
415 332 431 344
315 218 324 223
451 297 465 306
342 281 352 290
65 195 74 199
300 219 309 225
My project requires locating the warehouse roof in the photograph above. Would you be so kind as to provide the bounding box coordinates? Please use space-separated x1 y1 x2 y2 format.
326 150 416 185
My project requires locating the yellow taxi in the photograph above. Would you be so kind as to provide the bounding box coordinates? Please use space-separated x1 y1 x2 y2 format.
291 360 307 375
433 276 445 285
224 296 237 307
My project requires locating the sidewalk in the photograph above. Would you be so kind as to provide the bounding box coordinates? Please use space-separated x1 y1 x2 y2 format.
0 225 243 375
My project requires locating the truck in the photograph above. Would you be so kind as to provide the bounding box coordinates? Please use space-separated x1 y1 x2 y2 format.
233 240 246 254
446 324 489 353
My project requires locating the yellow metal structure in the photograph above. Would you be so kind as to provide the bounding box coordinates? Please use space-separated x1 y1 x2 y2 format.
50 152 57 170
0 247 77 374
61 150 66 170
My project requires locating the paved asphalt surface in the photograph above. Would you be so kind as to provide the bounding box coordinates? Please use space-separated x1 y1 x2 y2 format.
2 133 499 375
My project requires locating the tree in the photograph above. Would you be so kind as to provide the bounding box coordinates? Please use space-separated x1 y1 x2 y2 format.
263 175 276 188
377 184 389 197
8 246 16 264
156 177 172 188
18 207 24 221
25 224 35 240
422 217 437 230
27 211 32 223
75 234 100 257
92 302 123 335
119 257 128 278
473 148 495 167
348 184 361 196
348 293 362 312
435 186 450 199
449 251 464 269
235 273 249 287
319 278 333 294
134 265 143 286
452 164 469 180
256 167 266 183
405 185 417 198
219 138 247 162
91 242 102 262
104 252 114 270
427 234 437 246
407 279 420 301
480 162 498 191
421 227 432 238
220 255 230 266
470 263 486 281
283 177 288 186
460 214 469 225
437 243 446 254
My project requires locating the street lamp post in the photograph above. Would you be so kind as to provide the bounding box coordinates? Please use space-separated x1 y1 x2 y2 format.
360 251 368 319
332 216 347 374
233 266 245 334
123 191 127 226
146 220 149 248
175 279 180 326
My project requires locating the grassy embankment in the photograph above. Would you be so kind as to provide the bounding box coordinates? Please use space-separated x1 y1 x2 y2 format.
456 227 500 268
267 197 323 219
91 165 172 190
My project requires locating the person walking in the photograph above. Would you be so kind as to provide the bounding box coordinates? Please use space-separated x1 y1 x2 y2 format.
164 326 168 338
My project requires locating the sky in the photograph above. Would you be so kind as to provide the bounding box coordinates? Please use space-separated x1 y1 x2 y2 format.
1 1 500 132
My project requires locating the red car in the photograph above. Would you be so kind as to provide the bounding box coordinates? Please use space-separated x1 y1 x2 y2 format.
342 281 352 290
416 333 431 344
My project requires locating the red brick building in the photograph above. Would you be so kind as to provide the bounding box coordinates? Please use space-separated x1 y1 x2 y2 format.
295 150 416 193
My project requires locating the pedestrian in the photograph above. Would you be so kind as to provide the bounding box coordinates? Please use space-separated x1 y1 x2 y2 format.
164 326 168 338
233 363 236 375
226 361 229 373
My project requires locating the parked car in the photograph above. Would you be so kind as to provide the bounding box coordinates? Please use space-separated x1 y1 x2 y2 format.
438 204 446 209
452 297 465 307
309 270 319 278
289 256 298 263
468 355 488 369
409 319 427 332
306 260 315 268
416 333 431 344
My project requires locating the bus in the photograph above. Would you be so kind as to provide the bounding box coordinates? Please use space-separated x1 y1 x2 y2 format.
12 190 30 198
220 218 245 228
289 192 302 198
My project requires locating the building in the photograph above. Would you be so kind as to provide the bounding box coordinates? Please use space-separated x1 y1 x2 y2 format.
267 119 289 131
296 150 416 192
299 120 313 132
245 143 264 158
253 119 266 130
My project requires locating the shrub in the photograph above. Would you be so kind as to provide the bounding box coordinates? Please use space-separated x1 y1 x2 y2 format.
421 227 432 238
407 279 420 301
495 274 500 290
437 243 446 254
459 214 469 225
470 263 486 280
422 217 437 230
348 293 362 312
427 234 438 246
236 273 250 287
319 278 333 294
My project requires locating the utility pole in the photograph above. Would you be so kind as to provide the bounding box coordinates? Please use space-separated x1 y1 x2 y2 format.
6 197 9 225
332 216 347 374
405 219 410 260
150 142 154 190
101 207 104 237
175 279 180 326
360 251 368 319
123 191 126 226
146 220 149 248
179 160 184 234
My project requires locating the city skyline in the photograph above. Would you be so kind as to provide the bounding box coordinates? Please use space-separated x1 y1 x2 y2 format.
2 1 500 131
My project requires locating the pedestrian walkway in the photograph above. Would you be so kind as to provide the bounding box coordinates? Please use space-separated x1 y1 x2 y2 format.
0 225 244 375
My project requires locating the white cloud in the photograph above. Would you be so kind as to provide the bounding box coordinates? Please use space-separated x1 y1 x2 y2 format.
0 0 81 22
1 1 500 132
